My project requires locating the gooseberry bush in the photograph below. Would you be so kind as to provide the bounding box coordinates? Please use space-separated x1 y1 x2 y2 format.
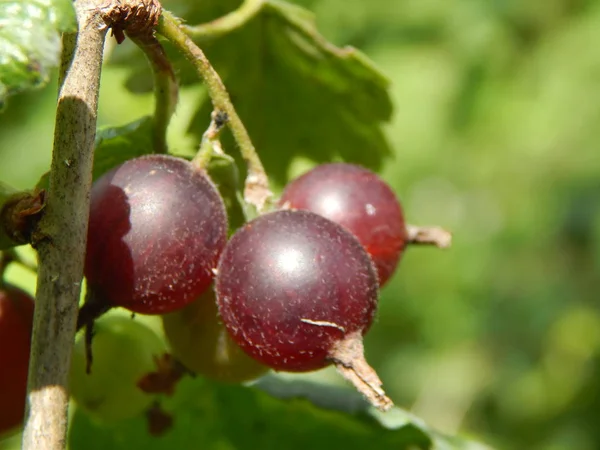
0 0 482 449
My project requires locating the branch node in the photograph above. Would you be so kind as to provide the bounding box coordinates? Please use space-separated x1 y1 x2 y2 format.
100 0 162 43
1 190 46 246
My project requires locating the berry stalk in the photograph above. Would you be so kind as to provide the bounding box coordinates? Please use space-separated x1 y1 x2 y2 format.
183 0 264 40
129 32 178 154
157 11 274 212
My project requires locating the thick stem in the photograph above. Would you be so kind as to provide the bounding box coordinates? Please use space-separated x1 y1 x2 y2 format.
157 11 273 212
129 33 178 154
21 2 107 449
183 0 264 40
406 225 452 249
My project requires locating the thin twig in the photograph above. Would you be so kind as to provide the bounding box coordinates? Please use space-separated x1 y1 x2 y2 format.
21 1 107 449
129 32 178 154
157 11 273 212
406 225 452 248
183 0 264 40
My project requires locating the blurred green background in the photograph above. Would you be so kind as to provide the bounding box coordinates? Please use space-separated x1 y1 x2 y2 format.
1 1 600 449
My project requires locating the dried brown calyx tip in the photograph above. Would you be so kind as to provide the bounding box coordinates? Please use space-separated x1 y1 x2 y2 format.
244 173 273 213
100 0 163 43
406 225 452 249
207 110 229 139
137 353 192 395
146 401 173 436
329 331 393 412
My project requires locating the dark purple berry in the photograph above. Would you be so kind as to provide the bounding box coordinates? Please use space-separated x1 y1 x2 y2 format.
280 163 408 286
216 210 392 410
85 155 227 315
0 285 33 434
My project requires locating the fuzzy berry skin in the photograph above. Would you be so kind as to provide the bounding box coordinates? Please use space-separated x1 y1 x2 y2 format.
280 163 408 286
215 210 379 372
0 285 34 434
85 155 227 315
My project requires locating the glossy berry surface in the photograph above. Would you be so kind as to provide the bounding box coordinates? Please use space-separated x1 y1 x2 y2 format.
69 315 165 422
85 155 228 315
0 285 34 435
279 163 408 286
162 287 269 383
216 210 379 372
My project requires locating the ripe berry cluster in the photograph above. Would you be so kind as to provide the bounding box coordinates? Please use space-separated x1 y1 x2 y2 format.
0 154 413 432
83 155 409 409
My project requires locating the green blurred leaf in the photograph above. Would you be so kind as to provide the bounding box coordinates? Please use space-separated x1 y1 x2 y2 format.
68 375 488 450
191 0 393 184
36 117 155 190
0 0 76 110
255 376 492 450
111 0 392 183
91 117 155 179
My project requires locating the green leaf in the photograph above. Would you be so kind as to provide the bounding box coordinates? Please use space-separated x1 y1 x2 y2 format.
111 0 393 183
36 117 155 190
91 117 156 179
193 0 393 184
255 376 493 450
68 375 490 450
0 0 76 109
